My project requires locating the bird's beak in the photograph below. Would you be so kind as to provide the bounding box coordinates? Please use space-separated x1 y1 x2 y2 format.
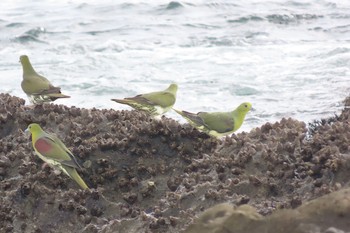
250 107 256 111
24 128 30 135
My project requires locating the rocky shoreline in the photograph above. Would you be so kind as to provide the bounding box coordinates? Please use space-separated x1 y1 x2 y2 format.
1 93 350 233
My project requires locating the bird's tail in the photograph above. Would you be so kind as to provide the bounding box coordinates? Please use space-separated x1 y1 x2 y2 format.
47 93 70 99
111 98 132 105
173 108 195 119
41 87 70 99
172 108 184 116
64 166 89 190
172 108 204 127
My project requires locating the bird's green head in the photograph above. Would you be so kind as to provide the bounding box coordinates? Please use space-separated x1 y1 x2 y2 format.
237 102 252 113
26 123 43 135
19 55 30 64
167 83 178 94
20 55 37 75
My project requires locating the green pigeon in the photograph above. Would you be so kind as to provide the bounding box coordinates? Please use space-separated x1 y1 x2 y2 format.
173 102 252 137
20 55 70 104
111 83 178 116
26 123 89 190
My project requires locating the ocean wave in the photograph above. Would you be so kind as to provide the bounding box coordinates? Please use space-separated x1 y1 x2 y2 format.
308 26 324 32
93 40 125 52
226 85 260 96
119 2 136 9
154 1 189 14
205 2 239 8
13 35 46 44
227 13 322 25
165 1 184 10
326 24 350 34
227 16 264 24
180 35 272 47
181 36 237 47
6 22 25 28
266 13 323 24
183 23 221 29
76 3 89 9
85 28 122 36
12 27 47 44
24 27 46 37
329 13 350 19
326 47 350 56
245 31 269 39
283 1 311 7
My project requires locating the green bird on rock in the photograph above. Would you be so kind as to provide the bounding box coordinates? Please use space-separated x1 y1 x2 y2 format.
20 55 70 104
26 123 89 190
111 83 178 116
173 102 252 138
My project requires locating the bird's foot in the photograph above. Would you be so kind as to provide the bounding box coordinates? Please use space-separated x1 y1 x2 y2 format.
41 163 50 171
53 169 62 175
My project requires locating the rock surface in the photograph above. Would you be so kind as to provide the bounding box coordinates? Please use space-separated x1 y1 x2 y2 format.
1 93 350 233
185 188 350 233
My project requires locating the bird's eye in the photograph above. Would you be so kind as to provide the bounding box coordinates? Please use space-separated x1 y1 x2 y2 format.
244 104 248 108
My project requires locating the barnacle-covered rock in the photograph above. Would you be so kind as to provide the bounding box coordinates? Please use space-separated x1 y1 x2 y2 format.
1 93 350 232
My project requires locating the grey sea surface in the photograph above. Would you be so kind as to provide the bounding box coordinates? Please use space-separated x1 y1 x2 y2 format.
1 0 349 132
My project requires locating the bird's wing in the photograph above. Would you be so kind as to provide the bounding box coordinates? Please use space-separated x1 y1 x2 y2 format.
22 76 66 96
21 74 50 94
37 85 61 94
198 112 234 133
50 135 83 169
131 91 176 107
34 135 81 169
178 110 207 127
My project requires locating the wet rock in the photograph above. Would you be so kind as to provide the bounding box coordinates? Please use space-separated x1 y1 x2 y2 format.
186 188 350 232
185 204 262 233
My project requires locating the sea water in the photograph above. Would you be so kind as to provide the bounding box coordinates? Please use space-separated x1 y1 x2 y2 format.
0 0 349 132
